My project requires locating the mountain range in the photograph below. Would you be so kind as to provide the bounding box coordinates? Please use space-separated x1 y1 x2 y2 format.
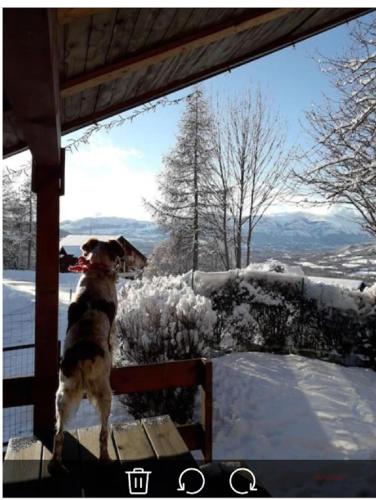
60 210 373 256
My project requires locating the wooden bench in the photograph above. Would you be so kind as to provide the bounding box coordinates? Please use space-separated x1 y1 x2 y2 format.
4 415 197 497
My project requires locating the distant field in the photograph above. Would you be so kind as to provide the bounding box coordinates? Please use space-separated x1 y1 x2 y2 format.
252 242 376 284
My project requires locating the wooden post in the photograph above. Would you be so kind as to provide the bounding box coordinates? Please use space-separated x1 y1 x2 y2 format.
33 161 63 444
4 8 63 444
200 358 213 462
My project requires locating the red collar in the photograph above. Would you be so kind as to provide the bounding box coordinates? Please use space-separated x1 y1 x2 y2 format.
68 256 114 274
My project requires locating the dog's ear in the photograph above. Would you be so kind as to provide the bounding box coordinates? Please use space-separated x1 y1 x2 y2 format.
108 239 125 259
81 238 99 255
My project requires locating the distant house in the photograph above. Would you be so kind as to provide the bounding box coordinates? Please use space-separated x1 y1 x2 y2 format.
59 234 147 273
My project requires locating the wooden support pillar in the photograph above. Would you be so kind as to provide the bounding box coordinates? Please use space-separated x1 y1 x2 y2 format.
33 153 64 444
4 8 63 444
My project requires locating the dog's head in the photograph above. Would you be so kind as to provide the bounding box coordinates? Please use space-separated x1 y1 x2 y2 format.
81 238 125 270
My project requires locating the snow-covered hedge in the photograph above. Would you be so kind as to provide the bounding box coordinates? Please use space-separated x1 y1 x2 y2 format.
191 268 376 369
116 268 376 405
116 276 216 422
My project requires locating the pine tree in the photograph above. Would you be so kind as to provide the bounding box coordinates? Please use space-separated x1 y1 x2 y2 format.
146 89 213 274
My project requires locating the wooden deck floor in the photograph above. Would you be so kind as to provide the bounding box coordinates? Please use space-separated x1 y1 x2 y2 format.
4 415 196 497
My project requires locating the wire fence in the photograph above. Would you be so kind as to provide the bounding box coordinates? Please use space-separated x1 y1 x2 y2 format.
3 406 34 447
3 307 35 347
3 345 35 378
3 306 66 446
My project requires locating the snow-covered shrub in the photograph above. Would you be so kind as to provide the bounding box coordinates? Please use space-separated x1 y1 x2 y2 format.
118 275 216 362
116 275 216 422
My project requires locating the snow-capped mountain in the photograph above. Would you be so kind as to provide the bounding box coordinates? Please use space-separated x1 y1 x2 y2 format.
60 211 372 255
252 210 371 250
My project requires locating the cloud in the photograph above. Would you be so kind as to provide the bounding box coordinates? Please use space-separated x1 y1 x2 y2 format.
5 136 353 223
60 137 157 221
267 202 333 216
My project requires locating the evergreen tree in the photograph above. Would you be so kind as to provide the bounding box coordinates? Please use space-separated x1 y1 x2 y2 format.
146 89 213 273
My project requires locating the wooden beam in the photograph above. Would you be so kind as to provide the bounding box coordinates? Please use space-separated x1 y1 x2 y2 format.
61 8 371 138
4 8 63 444
177 423 205 453
4 9 61 167
3 377 35 408
57 8 113 25
61 8 294 98
4 358 211 407
110 358 206 394
4 8 370 160
3 141 28 159
3 94 12 113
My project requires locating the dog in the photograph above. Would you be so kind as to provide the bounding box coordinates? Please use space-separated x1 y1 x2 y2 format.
50 238 124 468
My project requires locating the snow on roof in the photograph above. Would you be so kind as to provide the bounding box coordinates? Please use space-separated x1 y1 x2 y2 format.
60 234 147 261
60 234 122 248
60 234 123 257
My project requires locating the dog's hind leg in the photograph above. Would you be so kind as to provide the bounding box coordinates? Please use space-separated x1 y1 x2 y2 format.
90 380 112 461
50 383 82 465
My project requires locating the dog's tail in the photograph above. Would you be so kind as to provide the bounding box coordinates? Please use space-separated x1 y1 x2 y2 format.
60 341 105 378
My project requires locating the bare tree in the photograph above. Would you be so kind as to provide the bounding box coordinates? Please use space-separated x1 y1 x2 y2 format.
206 114 233 270
296 15 376 236
211 87 293 268
242 90 292 265
3 164 36 269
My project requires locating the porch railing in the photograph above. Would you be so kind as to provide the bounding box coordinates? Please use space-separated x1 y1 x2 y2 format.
3 357 213 462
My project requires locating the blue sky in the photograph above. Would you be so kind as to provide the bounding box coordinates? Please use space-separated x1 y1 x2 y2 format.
7 12 372 221
89 19 349 163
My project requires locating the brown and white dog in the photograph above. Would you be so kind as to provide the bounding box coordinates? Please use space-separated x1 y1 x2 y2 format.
50 238 124 468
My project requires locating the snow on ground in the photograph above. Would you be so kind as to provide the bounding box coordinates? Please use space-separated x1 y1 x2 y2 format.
213 352 376 461
3 271 129 346
298 261 337 270
3 271 79 347
213 352 376 496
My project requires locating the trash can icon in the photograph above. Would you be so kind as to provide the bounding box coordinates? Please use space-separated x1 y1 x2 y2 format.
126 467 152 495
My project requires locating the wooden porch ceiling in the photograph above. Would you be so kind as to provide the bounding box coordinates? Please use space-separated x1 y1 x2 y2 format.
3 7 372 158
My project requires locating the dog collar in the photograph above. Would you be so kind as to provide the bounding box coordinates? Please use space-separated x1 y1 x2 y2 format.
68 256 114 274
